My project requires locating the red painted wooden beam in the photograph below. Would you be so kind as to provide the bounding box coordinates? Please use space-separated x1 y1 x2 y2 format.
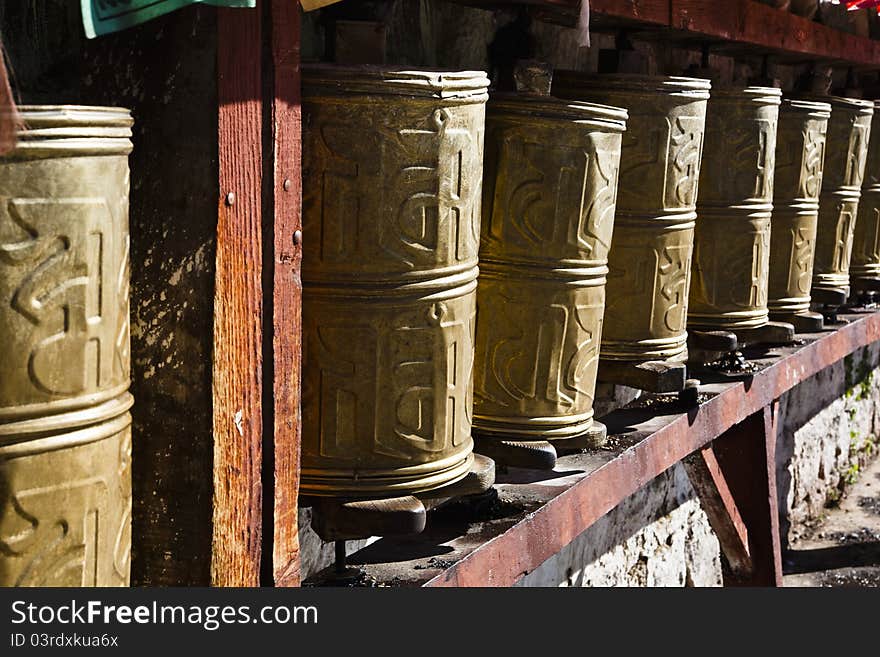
423 310 880 587
269 0 304 588
213 2 264 587
683 444 752 578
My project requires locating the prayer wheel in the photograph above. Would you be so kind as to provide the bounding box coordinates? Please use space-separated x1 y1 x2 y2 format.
809 95 873 300
850 101 880 293
0 106 133 586
301 66 489 497
767 99 830 330
552 74 710 371
473 93 626 447
689 87 783 335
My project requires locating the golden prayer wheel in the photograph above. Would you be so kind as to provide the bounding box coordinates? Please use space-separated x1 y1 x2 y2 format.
767 99 830 330
301 66 488 497
689 87 782 333
472 93 626 446
552 74 710 370
0 106 133 586
850 101 880 292
809 95 873 299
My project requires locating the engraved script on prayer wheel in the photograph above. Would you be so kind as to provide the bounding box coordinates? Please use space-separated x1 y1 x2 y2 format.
301 66 488 497
809 95 873 298
850 101 880 290
0 107 133 586
767 99 830 325
689 87 782 330
473 94 626 445
552 75 710 366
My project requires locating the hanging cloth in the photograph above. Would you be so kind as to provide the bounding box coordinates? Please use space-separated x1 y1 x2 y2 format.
81 0 256 39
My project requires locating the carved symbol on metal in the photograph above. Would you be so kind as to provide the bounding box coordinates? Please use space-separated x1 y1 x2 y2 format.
832 202 856 273
490 138 612 256
790 226 814 295
385 300 471 457
867 207 880 263
479 293 598 411
0 198 122 396
0 477 109 586
665 116 703 209
618 115 662 205
310 323 378 460
754 120 775 200
391 109 479 267
658 244 692 332
801 127 825 199
581 146 618 256
564 304 603 405
721 119 774 199
307 123 375 263
845 120 869 188
113 429 132 583
605 250 650 328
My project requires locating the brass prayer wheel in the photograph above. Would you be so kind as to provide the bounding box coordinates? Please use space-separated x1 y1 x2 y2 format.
689 87 782 331
809 95 873 298
767 99 830 326
850 101 880 291
473 94 626 445
0 106 133 586
552 74 710 366
301 66 488 497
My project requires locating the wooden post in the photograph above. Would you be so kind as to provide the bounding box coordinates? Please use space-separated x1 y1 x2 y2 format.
713 403 784 586
213 2 264 587
269 0 303 587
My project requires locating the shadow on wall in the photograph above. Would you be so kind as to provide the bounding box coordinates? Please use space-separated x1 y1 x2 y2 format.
0 2 219 585
776 342 880 547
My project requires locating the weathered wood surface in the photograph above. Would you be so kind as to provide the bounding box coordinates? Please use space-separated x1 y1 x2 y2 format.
269 0 303 588
213 4 264 587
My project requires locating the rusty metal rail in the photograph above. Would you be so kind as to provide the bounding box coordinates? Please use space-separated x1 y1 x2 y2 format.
334 309 880 587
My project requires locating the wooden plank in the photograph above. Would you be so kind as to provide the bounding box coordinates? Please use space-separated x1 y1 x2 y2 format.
590 0 670 25
212 3 263 587
683 445 751 577
668 0 880 66
269 0 303 588
713 403 783 586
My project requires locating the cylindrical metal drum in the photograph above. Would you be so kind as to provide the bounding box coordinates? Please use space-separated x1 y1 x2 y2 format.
552 74 710 366
809 95 873 297
301 66 488 497
473 94 626 444
689 87 782 330
0 106 133 586
850 101 880 289
767 99 830 322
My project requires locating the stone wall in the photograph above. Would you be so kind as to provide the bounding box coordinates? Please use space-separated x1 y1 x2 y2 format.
776 342 880 545
516 464 723 587
514 341 880 588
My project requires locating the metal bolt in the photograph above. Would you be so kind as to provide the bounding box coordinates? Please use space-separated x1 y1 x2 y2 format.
283 178 292 191
293 230 302 246
225 192 236 206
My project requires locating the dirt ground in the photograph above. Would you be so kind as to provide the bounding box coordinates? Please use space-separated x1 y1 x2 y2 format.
784 454 880 587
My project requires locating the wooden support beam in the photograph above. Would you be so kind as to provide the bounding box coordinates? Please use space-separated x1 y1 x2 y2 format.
683 445 751 577
712 403 783 586
213 3 264 587
268 0 303 587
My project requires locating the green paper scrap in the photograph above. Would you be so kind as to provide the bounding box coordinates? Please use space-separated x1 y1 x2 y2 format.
82 0 256 39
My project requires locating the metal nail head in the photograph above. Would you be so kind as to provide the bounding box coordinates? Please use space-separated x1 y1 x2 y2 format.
225 192 236 206
293 230 303 245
